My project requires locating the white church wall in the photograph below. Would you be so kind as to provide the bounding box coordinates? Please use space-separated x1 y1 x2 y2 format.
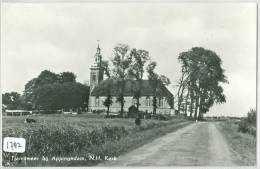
89 96 172 114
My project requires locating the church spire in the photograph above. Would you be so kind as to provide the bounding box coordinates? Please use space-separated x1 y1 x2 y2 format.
97 40 101 54
94 40 102 64
90 41 105 92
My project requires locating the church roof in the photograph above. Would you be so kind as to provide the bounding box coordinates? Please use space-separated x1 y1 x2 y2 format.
90 79 173 98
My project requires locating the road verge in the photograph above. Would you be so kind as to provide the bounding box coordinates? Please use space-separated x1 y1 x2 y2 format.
217 121 256 166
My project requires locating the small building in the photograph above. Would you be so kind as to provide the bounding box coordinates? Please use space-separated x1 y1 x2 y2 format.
88 45 174 114
6 110 32 116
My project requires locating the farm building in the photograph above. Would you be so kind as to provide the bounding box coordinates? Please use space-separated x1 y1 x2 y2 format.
88 45 174 114
6 110 32 116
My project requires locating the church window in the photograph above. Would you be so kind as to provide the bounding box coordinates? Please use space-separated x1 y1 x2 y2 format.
92 74 96 82
162 98 165 107
146 97 151 106
158 97 163 107
132 98 137 106
95 97 99 106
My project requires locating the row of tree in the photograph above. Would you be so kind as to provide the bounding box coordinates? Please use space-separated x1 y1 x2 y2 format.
176 47 228 119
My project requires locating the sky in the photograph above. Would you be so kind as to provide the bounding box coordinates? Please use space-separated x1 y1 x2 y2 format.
1 3 256 117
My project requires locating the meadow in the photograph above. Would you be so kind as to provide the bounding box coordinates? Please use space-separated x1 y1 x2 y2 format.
2 113 191 166
217 120 256 165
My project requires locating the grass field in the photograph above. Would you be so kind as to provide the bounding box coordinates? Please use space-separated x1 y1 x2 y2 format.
3 113 140 131
2 113 191 167
217 120 256 165
3 113 185 131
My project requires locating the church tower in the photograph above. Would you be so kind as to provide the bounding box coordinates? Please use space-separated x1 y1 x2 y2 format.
90 43 105 91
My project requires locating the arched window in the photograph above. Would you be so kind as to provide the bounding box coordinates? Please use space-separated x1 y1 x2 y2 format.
92 74 96 82
91 72 96 82
158 97 164 107
95 97 99 106
146 96 151 106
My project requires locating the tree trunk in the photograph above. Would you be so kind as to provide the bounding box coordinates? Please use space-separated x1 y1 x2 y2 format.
136 97 140 111
176 84 182 114
197 95 201 119
198 89 206 119
184 89 190 116
153 96 157 115
107 106 110 116
194 100 198 119
136 80 141 112
194 91 200 119
189 89 194 117
177 71 186 115
194 81 201 120
120 98 124 117
178 85 185 114
119 80 126 117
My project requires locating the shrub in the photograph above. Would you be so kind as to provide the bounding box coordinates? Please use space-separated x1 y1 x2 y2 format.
238 109 256 137
238 119 250 133
135 118 141 126
247 109 256 126
105 114 121 118
144 113 152 119
127 106 138 118
92 110 104 114
151 114 171 121
248 126 256 137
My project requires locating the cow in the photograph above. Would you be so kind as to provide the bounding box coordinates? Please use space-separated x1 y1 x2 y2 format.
24 118 37 123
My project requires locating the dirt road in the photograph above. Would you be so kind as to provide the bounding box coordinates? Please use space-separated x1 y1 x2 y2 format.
99 122 240 166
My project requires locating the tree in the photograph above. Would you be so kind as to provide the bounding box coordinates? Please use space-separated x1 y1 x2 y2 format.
23 78 38 109
177 47 228 119
60 72 76 83
61 82 89 111
2 93 12 106
23 70 89 112
128 48 150 111
100 78 114 116
36 70 60 85
111 44 132 116
176 67 188 115
34 82 89 112
23 70 60 109
146 62 158 114
2 92 26 110
146 62 171 114
34 83 62 110
103 95 113 116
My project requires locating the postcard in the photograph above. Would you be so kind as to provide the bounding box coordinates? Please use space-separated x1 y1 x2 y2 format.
1 1 257 167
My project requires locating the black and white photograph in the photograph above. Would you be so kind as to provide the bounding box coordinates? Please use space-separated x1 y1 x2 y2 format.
1 1 257 167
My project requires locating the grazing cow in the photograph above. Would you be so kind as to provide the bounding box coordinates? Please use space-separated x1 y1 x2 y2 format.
24 118 37 123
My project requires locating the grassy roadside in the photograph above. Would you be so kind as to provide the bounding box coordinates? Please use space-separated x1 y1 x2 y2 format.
93 121 192 165
85 120 192 166
3 115 192 167
217 121 256 166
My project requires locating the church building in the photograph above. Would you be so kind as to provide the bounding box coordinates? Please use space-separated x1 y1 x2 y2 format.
88 45 174 115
